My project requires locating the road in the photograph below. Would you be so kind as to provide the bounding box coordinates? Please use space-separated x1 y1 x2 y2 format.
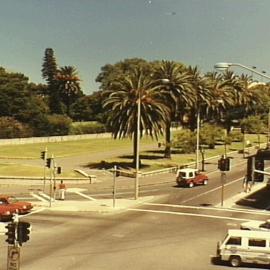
0 151 270 269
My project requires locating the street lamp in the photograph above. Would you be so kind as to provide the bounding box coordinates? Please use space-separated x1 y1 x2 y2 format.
196 107 200 170
135 78 170 200
214 62 270 80
214 62 270 148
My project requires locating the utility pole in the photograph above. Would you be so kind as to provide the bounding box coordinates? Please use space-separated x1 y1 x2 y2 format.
113 165 117 208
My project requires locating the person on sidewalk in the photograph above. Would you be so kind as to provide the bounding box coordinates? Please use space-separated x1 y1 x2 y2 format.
58 180 66 200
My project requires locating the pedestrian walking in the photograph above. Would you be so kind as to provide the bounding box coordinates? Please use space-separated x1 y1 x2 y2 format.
58 180 66 200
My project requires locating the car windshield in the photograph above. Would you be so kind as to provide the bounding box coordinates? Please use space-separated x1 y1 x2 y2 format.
6 197 18 204
179 172 187 178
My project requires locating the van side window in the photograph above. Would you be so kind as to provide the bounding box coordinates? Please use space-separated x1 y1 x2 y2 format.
189 172 193 178
248 239 266 247
226 237 241 245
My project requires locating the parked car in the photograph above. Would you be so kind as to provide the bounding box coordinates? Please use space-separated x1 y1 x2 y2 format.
176 168 208 188
240 219 270 231
0 196 33 214
0 206 16 222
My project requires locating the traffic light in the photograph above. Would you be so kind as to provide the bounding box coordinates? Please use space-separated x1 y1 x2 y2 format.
40 151 46 160
254 158 264 182
17 221 30 246
57 166 62 174
46 158 52 168
218 157 230 171
5 223 16 245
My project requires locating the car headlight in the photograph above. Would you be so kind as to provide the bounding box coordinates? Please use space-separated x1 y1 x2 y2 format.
22 205 27 209
5 211 10 215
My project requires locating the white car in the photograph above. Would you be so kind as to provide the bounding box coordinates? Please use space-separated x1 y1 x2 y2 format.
240 220 270 231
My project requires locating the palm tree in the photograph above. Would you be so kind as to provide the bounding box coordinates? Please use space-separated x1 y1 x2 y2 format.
185 66 212 131
56 66 83 116
204 71 234 123
152 60 193 158
103 67 170 167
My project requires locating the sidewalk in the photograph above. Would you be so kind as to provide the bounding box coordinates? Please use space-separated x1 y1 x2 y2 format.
33 196 156 213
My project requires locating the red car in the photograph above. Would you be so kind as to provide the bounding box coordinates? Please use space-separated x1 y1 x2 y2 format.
176 168 208 188
0 206 16 221
0 196 33 215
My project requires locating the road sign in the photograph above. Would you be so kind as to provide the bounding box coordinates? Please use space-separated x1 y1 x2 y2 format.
7 246 20 270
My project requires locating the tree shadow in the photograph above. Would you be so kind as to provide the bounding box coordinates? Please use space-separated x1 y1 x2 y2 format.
119 154 162 160
83 160 150 170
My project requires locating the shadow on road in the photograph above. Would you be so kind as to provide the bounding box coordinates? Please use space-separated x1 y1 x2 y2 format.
236 185 270 210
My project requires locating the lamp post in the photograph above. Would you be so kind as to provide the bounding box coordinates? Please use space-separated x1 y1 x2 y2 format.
214 62 270 80
196 107 200 170
215 62 270 147
135 90 141 200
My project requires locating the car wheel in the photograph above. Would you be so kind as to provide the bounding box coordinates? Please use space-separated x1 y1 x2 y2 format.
230 256 241 267
203 179 208 185
189 182 194 188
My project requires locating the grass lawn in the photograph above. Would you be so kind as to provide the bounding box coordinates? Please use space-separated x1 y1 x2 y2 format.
0 132 266 176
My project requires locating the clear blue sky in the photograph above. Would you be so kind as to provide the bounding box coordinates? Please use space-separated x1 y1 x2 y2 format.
1 0 270 94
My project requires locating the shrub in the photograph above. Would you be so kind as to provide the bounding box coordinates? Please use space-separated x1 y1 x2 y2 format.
69 121 106 135
172 129 196 153
0 117 33 138
47 114 72 136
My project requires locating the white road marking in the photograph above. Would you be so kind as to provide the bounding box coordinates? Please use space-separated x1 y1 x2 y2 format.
128 208 253 222
181 177 242 204
30 192 48 202
144 203 270 216
73 191 96 201
23 207 46 217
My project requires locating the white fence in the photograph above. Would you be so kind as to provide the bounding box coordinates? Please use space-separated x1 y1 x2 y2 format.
0 133 112 145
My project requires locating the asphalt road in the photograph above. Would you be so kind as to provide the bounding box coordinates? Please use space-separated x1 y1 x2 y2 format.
1 149 270 269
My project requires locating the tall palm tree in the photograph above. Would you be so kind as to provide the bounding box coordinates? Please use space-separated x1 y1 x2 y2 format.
152 60 193 158
204 71 234 123
103 67 170 167
185 66 212 131
56 66 82 116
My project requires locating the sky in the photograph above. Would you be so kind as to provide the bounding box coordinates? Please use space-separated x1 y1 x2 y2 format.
1 0 270 94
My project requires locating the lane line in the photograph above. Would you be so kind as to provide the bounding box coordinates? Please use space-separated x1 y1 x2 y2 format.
181 177 242 204
128 208 254 222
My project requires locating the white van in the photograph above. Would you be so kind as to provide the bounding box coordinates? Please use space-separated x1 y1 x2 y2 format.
216 229 270 267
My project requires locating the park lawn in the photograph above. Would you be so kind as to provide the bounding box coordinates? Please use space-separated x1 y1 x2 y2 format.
0 163 81 178
0 136 156 159
0 133 266 176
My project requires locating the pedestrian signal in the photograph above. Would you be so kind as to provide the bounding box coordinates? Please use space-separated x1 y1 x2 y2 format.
5 223 16 245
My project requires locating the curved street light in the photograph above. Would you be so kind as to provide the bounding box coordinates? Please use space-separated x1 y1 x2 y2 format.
214 61 270 153
214 62 270 80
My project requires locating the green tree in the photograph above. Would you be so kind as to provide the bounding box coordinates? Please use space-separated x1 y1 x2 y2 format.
152 60 193 158
240 115 266 148
41 48 63 114
103 67 170 166
172 129 196 153
56 66 83 116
